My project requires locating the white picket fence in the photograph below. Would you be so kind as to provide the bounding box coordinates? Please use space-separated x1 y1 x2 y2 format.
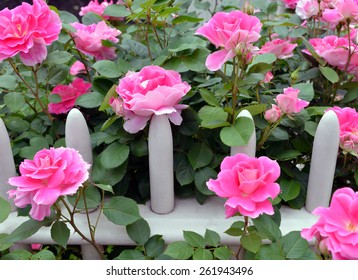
0 108 340 259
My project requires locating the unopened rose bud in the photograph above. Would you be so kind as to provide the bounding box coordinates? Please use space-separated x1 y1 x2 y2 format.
264 104 281 123
243 1 255 15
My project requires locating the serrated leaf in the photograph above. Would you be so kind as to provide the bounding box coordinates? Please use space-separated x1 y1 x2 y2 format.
199 89 220 107
67 185 101 210
240 233 262 253
253 214 282 242
145 235 165 258
225 221 245 236
103 4 131 17
281 231 310 259
126 219 150 245
92 60 121 78
193 248 213 260
6 218 53 243
116 250 145 260
95 184 114 194
213 246 232 260
198 106 229 129
100 142 129 169
256 243 285 260
183 231 206 248
319 65 339 83
204 229 221 247
0 75 18 90
164 241 194 260
103 196 141 226
0 196 11 223
187 143 213 170
1 249 32 260
220 117 254 147
168 36 206 52
194 167 216 195
46 51 73 64
279 179 301 202
75 92 103 109
31 250 56 260
0 234 12 251
175 154 195 186
4 92 25 112
51 221 70 249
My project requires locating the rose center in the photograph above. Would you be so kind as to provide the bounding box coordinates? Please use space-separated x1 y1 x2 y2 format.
346 221 357 232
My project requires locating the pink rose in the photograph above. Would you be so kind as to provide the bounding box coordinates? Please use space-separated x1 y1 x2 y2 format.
296 0 320 20
326 106 358 156
8 147 90 221
109 96 125 116
282 0 299 9
70 61 87 76
263 71 274 83
264 104 282 123
79 0 124 20
113 65 191 133
301 187 358 260
275 87 309 114
48 78 92 114
206 153 281 219
258 38 297 59
71 21 121 60
0 0 62 66
195 10 262 71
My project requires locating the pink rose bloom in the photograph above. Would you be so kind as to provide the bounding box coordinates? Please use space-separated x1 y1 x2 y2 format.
0 0 62 66
275 87 309 114
282 0 299 9
113 65 191 133
264 104 282 123
48 78 92 114
258 38 297 59
206 153 281 219
326 106 358 156
295 0 320 20
8 147 90 221
301 187 358 260
71 21 121 60
263 71 274 83
109 96 125 116
195 10 262 71
70 61 87 76
79 0 113 19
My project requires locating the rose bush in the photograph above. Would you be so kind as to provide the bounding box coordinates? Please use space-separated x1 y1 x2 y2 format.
0 0 357 260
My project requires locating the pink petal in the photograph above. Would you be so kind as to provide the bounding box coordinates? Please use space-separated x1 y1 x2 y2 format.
205 49 235 71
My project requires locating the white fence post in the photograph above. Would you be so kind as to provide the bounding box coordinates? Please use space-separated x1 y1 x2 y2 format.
65 108 101 260
305 110 340 212
0 118 17 211
230 110 256 157
148 114 175 214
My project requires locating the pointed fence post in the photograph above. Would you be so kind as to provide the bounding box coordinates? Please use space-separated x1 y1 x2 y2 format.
230 110 256 157
305 110 340 213
148 114 175 214
0 118 17 211
65 108 101 260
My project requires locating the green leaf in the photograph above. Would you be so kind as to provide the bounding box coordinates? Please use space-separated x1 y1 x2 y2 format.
213 246 232 260
92 155 127 186
130 138 148 157
304 121 318 136
121 39 148 58
116 250 145 260
178 109 200 136
126 219 150 245
355 168 358 186
47 65 68 85
279 179 301 202
164 241 194 260
256 243 285 260
51 221 70 249
168 36 207 52
82 12 103 25
300 36 326 66
175 154 195 186
6 117 30 133
183 231 206 248
240 104 267 116
342 87 358 103
99 84 118 111
199 89 220 107
204 229 221 247
187 143 213 170
225 221 245 237
220 117 254 147
101 142 130 169
272 150 302 161
144 235 165 258
46 51 73 64
194 167 216 196
103 4 131 17
0 75 18 90
253 214 282 242
240 233 262 253
0 196 11 224
48 93 62 104
0 234 13 251
76 92 103 109
172 15 203 24
281 231 310 259
193 248 213 260
293 83 314 102
1 249 32 260
246 53 276 73
6 218 53 243
198 106 229 129
67 185 101 210
31 250 56 260
4 92 25 112
319 65 339 83
92 60 121 78
95 184 114 194
103 196 141 226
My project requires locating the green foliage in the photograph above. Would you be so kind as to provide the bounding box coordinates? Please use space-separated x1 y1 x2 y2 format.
103 196 141 226
0 197 11 224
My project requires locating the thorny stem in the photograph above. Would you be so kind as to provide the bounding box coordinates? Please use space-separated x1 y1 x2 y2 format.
257 115 284 151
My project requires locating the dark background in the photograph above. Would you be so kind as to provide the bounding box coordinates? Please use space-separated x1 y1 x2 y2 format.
0 0 89 15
